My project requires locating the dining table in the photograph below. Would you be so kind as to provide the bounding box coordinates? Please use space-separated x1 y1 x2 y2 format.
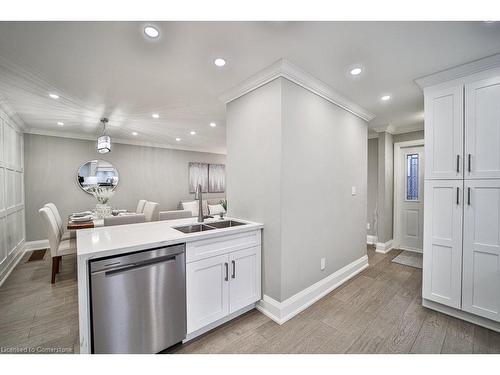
67 216 104 230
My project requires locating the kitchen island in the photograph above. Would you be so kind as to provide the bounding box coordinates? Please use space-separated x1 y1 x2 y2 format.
76 216 263 354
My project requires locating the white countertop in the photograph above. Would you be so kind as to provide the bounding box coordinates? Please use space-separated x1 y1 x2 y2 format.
76 216 263 260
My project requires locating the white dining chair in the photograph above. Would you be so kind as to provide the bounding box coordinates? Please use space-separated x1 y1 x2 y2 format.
103 214 146 227
39 207 77 284
136 199 147 214
159 210 192 221
143 201 159 222
44 203 73 240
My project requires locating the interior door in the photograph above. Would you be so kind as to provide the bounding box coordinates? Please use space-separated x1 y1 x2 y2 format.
465 76 500 179
423 179 463 309
186 254 229 333
229 246 261 314
462 180 500 322
398 146 425 251
424 85 463 179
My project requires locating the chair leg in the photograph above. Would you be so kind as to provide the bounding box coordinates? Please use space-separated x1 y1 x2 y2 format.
51 258 58 284
56 256 61 273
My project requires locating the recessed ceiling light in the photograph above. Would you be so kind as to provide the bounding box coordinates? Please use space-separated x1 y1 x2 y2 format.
214 58 226 67
132 131 138 136
49 93 59 99
57 121 64 126
190 131 196 135
152 113 160 119
144 26 160 38
381 95 391 101
175 137 181 142
350 67 362 76
209 122 217 127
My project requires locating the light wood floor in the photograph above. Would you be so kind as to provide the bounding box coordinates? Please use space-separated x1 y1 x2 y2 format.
1 247 500 354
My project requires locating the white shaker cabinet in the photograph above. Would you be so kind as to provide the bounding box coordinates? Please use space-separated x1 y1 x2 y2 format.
185 230 262 336
424 85 463 180
186 254 230 333
229 246 261 314
465 76 500 179
423 180 463 309
462 180 500 322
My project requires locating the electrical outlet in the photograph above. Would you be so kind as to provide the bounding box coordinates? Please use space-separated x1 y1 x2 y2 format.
320 257 326 271
367 222 370 230
351 186 357 195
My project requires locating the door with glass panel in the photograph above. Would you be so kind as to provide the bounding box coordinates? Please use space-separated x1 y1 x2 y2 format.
398 146 425 251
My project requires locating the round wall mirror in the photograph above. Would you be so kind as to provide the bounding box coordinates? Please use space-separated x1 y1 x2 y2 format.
77 160 119 194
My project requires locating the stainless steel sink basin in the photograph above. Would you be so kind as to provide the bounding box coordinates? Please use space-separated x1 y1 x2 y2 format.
205 220 247 229
173 224 217 234
173 220 247 233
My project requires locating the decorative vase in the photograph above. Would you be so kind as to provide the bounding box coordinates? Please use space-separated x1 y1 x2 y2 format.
95 203 112 218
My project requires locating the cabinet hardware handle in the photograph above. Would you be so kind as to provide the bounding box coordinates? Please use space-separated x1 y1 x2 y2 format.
456 155 460 173
231 260 236 279
468 187 471 206
224 262 228 281
468 154 471 173
456 187 460 205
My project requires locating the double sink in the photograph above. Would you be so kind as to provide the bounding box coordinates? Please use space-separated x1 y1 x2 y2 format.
173 220 246 234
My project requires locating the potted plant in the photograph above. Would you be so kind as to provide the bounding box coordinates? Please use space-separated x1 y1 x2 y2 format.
88 186 114 218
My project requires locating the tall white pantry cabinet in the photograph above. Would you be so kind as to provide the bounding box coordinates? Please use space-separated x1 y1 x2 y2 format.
421 60 500 331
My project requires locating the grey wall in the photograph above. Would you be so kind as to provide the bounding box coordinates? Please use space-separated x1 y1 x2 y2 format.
226 78 283 300
227 77 367 302
393 130 424 143
280 79 367 300
367 138 378 236
377 132 394 244
24 134 226 241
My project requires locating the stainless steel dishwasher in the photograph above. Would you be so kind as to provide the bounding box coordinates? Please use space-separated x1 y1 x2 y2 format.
90 244 186 354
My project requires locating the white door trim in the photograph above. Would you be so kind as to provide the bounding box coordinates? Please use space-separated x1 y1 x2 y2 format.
394 139 425 252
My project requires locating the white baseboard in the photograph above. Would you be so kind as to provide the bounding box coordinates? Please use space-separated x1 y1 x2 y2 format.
422 298 500 333
256 254 369 325
375 239 394 254
367 235 378 245
24 239 49 251
0 240 27 287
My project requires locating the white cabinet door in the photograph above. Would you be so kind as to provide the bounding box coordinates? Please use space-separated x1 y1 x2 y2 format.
462 180 500 322
229 246 261 314
186 254 229 333
465 76 500 179
423 180 463 308
424 85 464 179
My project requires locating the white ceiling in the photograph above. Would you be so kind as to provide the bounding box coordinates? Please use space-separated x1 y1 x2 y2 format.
1 21 500 154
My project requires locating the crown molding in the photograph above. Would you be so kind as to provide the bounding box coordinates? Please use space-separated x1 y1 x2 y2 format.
370 122 424 136
415 53 500 89
0 96 27 131
23 128 227 155
219 59 375 122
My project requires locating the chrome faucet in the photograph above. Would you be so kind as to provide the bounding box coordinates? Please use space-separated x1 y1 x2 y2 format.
194 184 204 223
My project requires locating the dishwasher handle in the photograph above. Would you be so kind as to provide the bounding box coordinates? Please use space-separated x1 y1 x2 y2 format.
95 252 182 276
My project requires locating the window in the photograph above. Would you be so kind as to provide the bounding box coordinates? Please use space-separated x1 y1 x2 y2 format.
406 153 419 201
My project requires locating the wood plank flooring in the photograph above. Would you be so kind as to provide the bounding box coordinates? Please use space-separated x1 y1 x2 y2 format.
1 246 499 354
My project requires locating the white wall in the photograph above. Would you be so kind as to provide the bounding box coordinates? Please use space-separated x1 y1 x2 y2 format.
0 105 25 283
24 133 226 241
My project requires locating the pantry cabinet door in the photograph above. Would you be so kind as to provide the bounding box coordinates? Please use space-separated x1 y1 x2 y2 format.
423 180 463 309
424 85 464 179
465 76 500 179
462 180 500 322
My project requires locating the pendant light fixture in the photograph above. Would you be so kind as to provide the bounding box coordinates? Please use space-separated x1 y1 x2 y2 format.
97 118 111 153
